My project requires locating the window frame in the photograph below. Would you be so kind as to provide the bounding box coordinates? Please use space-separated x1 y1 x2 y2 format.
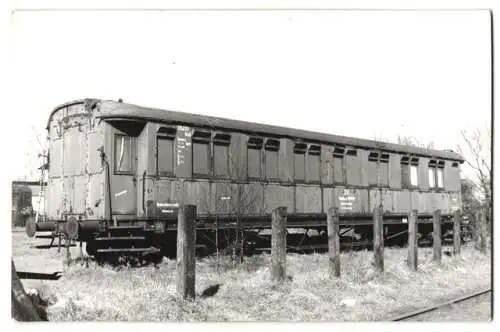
191 130 212 178
307 144 321 184
113 134 133 175
213 132 231 179
428 160 437 188
410 157 419 188
368 151 390 187
264 138 280 181
428 159 445 190
332 146 346 184
247 137 263 180
156 127 177 177
293 142 307 183
401 156 419 189
436 160 445 189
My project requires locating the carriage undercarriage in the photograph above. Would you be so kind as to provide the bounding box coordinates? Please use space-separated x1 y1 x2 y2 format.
27 212 466 264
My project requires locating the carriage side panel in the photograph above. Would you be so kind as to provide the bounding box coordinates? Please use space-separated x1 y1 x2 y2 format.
389 152 402 189
175 126 193 179
445 162 461 192
321 145 334 185
264 184 294 213
295 185 322 213
419 157 430 191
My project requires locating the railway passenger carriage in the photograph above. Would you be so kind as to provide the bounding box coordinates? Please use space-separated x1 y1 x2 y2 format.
27 99 464 257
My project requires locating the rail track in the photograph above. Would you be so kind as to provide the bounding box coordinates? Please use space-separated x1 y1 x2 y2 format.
388 288 492 321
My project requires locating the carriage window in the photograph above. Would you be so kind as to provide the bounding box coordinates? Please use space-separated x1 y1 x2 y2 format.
344 149 359 185
248 137 263 179
157 137 174 175
401 156 410 188
410 158 419 187
157 127 176 175
368 152 389 186
294 143 306 182
437 160 445 188
428 160 437 188
368 152 379 186
333 147 345 184
114 134 132 174
192 131 211 176
308 145 321 183
214 133 231 178
380 153 389 186
265 139 280 180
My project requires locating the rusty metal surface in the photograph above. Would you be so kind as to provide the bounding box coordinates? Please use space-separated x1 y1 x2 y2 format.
45 102 105 221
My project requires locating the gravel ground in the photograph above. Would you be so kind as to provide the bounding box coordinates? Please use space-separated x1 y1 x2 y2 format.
405 292 492 321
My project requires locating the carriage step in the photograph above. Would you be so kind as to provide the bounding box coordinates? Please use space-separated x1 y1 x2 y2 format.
96 247 161 254
36 234 56 239
95 236 146 241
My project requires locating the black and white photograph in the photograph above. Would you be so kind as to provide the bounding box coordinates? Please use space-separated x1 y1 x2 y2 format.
5 0 494 325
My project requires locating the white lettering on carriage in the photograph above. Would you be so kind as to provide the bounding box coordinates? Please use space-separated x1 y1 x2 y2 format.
177 137 186 165
339 189 356 211
157 202 179 207
114 190 127 198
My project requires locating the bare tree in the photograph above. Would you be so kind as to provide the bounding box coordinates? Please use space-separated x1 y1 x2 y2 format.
396 135 435 149
198 143 261 267
457 126 492 234
460 178 482 241
214 162 261 265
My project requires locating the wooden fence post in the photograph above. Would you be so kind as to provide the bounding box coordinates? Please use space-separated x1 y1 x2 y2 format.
177 204 197 299
453 210 461 255
479 208 487 253
65 236 71 266
373 205 384 273
432 209 442 264
57 230 62 253
327 207 340 278
271 206 287 282
407 209 418 271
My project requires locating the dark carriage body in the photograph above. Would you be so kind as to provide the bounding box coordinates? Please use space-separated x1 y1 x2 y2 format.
29 98 464 255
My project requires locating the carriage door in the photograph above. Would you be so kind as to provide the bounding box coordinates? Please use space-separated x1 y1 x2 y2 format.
111 128 138 216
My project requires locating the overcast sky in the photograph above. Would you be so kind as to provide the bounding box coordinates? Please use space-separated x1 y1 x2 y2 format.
7 9 491 182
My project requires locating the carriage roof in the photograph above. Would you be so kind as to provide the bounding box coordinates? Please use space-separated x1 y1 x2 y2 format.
47 99 465 162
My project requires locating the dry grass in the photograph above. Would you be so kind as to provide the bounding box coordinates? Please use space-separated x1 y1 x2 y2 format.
12 230 491 322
